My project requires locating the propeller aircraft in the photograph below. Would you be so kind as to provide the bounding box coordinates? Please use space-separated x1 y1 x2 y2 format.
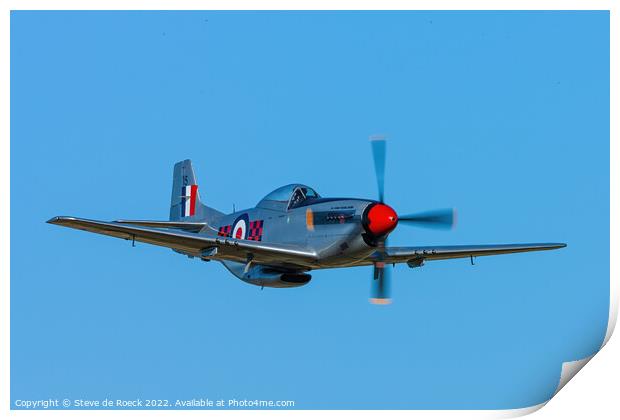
48 137 566 304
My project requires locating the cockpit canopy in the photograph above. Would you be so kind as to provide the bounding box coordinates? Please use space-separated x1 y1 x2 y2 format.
257 184 321 211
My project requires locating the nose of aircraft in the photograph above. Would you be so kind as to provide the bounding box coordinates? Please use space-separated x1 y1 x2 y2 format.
365 203 398 237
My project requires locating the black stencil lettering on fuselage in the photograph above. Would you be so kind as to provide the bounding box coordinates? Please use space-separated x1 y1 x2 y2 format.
312 211 359 225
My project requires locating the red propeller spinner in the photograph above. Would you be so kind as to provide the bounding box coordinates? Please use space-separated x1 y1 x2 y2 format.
363 203 398 237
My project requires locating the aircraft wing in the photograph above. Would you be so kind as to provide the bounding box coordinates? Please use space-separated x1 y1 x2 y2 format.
47 216 318 267
361 243 566 266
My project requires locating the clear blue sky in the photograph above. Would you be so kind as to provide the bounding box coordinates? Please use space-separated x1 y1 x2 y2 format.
11 11 609 409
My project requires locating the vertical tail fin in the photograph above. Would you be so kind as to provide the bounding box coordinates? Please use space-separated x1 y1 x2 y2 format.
170 160 224 224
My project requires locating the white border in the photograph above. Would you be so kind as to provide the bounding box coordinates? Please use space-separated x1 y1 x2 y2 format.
2 1 616 419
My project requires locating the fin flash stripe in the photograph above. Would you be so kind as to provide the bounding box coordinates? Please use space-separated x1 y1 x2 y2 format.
181 185 198 217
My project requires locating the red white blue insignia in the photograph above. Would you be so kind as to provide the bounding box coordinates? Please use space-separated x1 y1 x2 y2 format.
181 184 198 217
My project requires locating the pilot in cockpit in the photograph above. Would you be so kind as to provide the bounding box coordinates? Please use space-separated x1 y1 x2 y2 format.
289 187 307 208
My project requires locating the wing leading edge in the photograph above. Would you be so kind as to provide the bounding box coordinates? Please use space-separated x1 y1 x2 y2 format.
366 243 566 266
47 216 317 268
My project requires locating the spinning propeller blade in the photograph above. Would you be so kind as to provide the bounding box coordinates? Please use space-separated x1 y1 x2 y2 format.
370 135 386 203
399 208 456 230
370 240 392 305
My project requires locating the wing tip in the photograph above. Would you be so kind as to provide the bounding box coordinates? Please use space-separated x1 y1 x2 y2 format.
46 216 78 225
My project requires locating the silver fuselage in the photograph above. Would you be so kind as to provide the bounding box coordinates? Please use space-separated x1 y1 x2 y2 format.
212 197 380 287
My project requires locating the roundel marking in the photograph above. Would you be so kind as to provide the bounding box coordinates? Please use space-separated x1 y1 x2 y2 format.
231 214 249 240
